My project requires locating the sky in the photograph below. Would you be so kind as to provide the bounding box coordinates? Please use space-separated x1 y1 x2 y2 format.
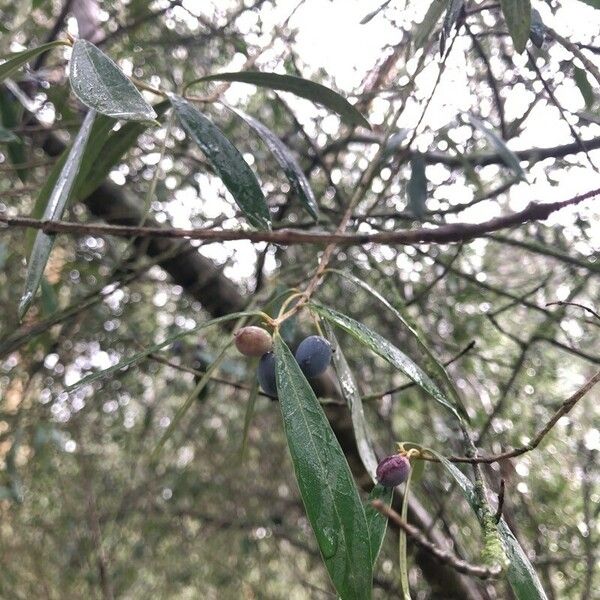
56 1 600 279
170 0 600 270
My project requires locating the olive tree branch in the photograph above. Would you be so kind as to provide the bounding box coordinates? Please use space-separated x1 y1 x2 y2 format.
371 500 502 579
1 186 596 246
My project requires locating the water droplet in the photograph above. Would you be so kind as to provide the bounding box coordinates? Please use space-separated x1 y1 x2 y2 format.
319 527 338 559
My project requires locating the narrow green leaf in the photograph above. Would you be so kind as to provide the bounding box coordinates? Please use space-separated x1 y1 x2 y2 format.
0 40 66 84
365 484 393 567
226 105 319 220
64 311 261 392
440 0 465 55
19 110 96 319
315 279 468 420
0 125 17 142
324 322 378 480
311 303 463 421
70 39 156 121
40 277 58 316
240 369 260 461
574 67 595 109
431 450 548 600
399 468 413 600
407 154 427 218
468 115 526 180
579 0 600 8
274 333 373 600
170 94 271 230
27 103 166 252
413 1 446 51
0 89 28 183
500 0 532 53
529 8 545 49
360 0 392 24
75 104 167 199
190 71 370 129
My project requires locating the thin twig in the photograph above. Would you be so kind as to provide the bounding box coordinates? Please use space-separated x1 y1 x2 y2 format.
371 500 502 579
546 301 600 321
428 370 600 464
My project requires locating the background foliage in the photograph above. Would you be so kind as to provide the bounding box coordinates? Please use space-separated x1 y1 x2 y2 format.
0 1 599 598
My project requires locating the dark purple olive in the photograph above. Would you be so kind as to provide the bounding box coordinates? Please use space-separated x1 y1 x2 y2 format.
257 352 277 397
376 454 411 488
295 336 332 378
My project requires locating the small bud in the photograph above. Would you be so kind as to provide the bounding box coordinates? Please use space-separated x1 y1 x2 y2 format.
234 326 273 357
376 454 411 488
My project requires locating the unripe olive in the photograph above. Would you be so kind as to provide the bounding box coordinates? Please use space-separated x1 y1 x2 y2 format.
234 326 272 357
376 454 411 488
295 335 332 378
257 352 277 397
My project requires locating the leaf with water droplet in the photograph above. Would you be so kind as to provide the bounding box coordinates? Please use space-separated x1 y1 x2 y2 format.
467 114 526 180
170 95 271 230
364 484 393 568
424 447 548 599
500 0 531 54
70 39 156 121
324 322 378 480
311 303 464 422
19 110 96 319
187 71 370 129
225 105 319 221
274 333 373 599
325 269 469 421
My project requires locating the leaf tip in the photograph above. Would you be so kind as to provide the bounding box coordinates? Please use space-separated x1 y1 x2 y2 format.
17 292 33 321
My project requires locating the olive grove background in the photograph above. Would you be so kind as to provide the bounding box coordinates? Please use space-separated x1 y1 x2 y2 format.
0 0 599 598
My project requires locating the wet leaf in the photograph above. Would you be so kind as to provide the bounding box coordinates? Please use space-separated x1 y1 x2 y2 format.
399 467 413 599
70 39 156 120
319 274 468 420
324 322 378 480
190 71 370 129
240 371 260 461
311 303 464 421
574 67 595 109
407 153 427 218
0 89 27 182
430 449 548 600
529 8 545 48
170 95 271 230
65 311 261 391
440 0 464 55
413 1 446 51
365 484 393 567
227 106 318 220
500 0 532 53
468 115 526 180
19 110 96 319
274 333 373 599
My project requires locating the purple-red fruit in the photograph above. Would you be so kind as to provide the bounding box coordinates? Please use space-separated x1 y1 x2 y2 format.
257 352 277 397
234 326 272 357
376 454 411 488
295 335 332 378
